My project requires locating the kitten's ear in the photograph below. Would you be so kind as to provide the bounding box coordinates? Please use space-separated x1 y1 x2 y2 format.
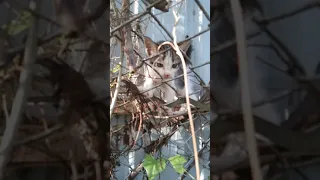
178 39 192 52
144 36 158 56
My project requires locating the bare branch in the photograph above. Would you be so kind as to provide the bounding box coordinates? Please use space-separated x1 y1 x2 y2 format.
0 0 40 179
230 1 263 180
171 8 201 180
13 124 64 147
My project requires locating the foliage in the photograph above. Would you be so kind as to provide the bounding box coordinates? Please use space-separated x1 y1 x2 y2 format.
2 11 31 36
168 155 187 175
143 154 167 180
143 154 188 180
112 64 121 73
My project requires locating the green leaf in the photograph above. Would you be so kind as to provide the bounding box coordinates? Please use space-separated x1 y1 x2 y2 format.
2 10 32 36
168 155 187 175
112 64 121 73
143 154 166 180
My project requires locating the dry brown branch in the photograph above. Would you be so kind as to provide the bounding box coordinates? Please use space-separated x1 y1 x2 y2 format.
171 8 200 180
230 0 262 180
121 0 136 71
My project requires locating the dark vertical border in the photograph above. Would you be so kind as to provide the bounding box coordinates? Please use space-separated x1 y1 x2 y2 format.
105 1 111 179
210 1 214 179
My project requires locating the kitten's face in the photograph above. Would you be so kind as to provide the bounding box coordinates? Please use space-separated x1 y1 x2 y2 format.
144 37 191 79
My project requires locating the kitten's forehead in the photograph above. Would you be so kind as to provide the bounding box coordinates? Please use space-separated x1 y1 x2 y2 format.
158 45 180 63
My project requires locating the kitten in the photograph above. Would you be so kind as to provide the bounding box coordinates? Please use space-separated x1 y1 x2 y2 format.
141 36 192 105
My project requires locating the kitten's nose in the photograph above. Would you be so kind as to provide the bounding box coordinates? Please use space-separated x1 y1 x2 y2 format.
164 74 170 79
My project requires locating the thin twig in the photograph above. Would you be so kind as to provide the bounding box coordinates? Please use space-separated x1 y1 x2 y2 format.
0 1 40 179
172 8 201 180
13 124 63 147
110 61 123 118
230 1 263 180
122 0 136 71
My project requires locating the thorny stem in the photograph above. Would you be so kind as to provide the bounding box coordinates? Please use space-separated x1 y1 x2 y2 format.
230 0 263 180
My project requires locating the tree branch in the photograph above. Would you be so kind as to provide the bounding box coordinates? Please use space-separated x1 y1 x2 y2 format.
0 1 40 179
230 1 263 180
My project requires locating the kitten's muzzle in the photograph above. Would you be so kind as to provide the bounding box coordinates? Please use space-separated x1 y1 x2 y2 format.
164 74 171 79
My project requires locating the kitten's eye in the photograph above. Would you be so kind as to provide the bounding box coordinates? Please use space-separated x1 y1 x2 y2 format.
172 63 178 68
156 63 163 67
